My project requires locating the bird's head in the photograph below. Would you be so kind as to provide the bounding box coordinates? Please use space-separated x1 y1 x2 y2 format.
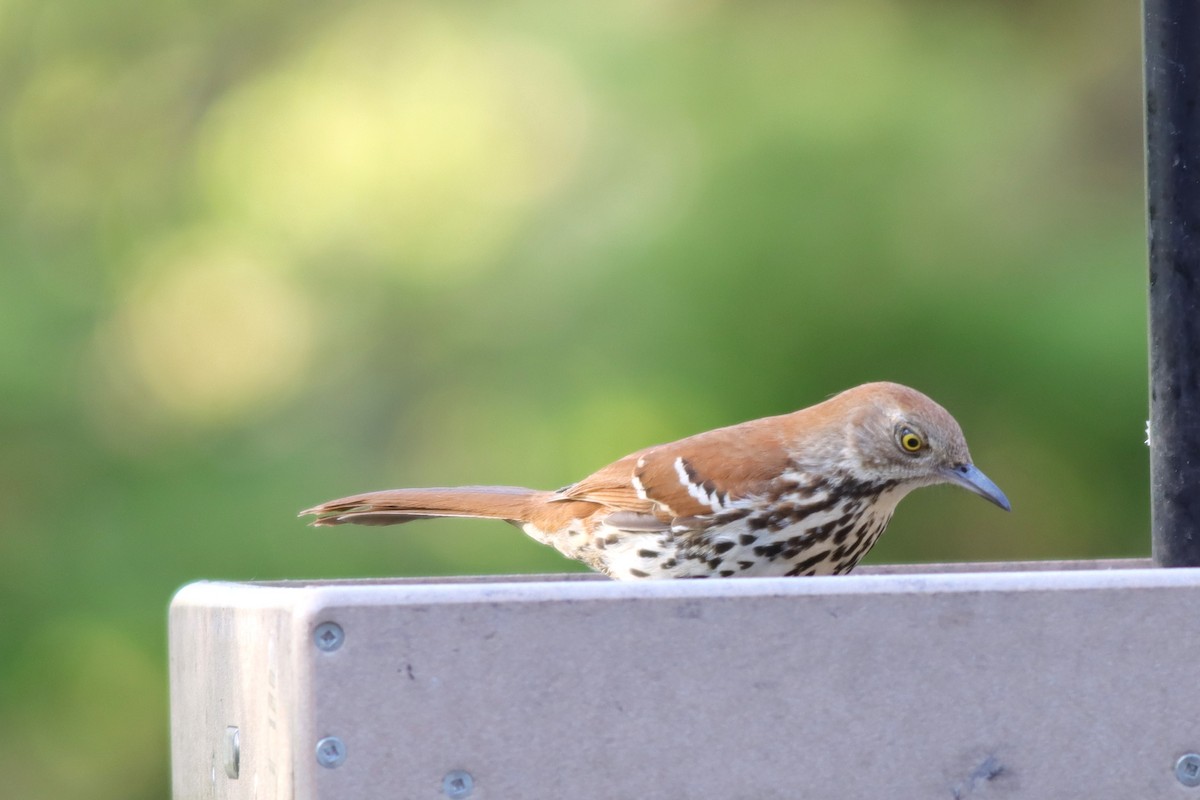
831 382 1011 511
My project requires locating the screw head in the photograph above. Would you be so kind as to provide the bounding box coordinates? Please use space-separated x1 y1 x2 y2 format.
1177 754 1200 787
442 769 474 798
315 736 347 768
223 726 240 779
314 622 344 652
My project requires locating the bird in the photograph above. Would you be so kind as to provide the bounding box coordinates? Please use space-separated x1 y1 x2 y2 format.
301 382 1010 580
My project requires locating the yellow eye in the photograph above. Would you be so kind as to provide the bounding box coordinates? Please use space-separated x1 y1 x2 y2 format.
899 429 923 452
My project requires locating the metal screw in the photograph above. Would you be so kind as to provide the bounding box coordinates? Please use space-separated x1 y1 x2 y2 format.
314 622 344 652
442 769 474 798
223 726 240 779
315 736 347 768
1177 753 1200 787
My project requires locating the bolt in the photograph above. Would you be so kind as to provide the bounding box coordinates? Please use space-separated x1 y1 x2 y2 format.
1177 753 1200 787
314 622 344 652
315 736 347 768
442 769 474 798
223 726 240 779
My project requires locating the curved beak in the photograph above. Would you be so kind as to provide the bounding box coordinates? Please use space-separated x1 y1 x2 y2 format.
941 463 1011 511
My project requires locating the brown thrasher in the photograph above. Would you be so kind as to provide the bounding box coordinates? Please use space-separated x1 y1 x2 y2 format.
302 382 1009 579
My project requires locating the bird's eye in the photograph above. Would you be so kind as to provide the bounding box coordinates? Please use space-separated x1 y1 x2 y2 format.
899 428 924 453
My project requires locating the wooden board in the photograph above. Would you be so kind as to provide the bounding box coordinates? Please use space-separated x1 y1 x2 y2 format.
169 559 1200 799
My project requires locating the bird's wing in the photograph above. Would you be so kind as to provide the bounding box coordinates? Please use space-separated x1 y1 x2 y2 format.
558 418 794 523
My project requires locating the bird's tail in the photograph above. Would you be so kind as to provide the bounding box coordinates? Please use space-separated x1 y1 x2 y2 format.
300 486 550 527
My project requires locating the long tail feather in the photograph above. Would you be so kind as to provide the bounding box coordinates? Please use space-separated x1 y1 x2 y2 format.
300 486 548 527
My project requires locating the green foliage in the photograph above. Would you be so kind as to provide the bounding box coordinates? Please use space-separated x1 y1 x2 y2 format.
0 1 1147 797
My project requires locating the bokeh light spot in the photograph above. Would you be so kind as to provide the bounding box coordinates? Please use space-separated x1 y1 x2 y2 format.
196 7 592 281
93 237 313 430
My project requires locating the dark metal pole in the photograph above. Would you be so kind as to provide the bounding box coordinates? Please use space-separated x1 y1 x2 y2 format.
1146 0 1200 566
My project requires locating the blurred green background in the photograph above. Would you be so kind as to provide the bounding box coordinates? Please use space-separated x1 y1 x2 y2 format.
0 0 1148 797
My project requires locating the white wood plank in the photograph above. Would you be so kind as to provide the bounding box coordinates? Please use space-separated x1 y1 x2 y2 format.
170 560 1200 799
